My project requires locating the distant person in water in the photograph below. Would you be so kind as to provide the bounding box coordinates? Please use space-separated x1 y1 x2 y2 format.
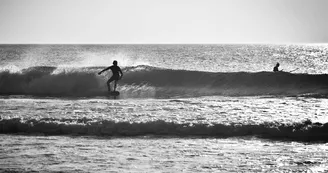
98 60 123 92
273 63 280 72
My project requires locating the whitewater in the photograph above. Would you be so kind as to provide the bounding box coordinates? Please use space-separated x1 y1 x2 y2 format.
1 44 328 172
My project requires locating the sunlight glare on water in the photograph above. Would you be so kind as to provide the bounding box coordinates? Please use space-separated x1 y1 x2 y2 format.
1 44 328 172
1 135 328 172
1 96 328 125
1 44 328 73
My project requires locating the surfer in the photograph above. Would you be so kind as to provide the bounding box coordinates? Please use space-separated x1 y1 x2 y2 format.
273 63 280 72
98 60 123 92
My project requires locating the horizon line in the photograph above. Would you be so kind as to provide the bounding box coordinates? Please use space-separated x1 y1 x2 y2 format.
0 42 327 45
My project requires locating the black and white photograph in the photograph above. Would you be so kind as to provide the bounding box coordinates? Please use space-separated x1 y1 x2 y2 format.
1 0 328 172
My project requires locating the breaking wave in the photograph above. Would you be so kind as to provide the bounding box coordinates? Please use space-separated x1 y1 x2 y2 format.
1 65 328 98
0 118 327 142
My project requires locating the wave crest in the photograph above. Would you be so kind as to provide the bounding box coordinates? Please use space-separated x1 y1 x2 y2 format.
0 118 327 142
1 65 328 98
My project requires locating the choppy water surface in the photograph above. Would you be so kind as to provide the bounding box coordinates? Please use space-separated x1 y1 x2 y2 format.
1 44 328 73
1 96 328 172
1 44 328 172
1 135 328 172
1 96 328 125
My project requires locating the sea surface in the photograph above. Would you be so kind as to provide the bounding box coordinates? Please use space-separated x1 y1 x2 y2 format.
1 44 328 172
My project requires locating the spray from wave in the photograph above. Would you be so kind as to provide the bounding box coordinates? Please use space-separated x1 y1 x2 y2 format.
1 65 328 98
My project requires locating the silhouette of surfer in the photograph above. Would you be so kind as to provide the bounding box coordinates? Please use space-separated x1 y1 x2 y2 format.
273 63 280 72
98 60 123 92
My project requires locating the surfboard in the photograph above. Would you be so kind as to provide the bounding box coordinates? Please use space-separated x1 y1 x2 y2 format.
108 91 120 96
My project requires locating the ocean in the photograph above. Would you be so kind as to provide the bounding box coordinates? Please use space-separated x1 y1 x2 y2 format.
1 44 328 172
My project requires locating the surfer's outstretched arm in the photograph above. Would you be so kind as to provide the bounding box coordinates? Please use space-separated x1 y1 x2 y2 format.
98 66 111 75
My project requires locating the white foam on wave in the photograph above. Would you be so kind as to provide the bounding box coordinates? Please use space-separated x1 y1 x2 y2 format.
0 65 22 73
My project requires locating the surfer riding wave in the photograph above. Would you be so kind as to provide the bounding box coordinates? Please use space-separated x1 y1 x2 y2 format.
98 60 123 92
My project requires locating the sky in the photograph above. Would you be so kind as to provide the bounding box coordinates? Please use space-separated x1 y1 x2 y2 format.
0 0 327 44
